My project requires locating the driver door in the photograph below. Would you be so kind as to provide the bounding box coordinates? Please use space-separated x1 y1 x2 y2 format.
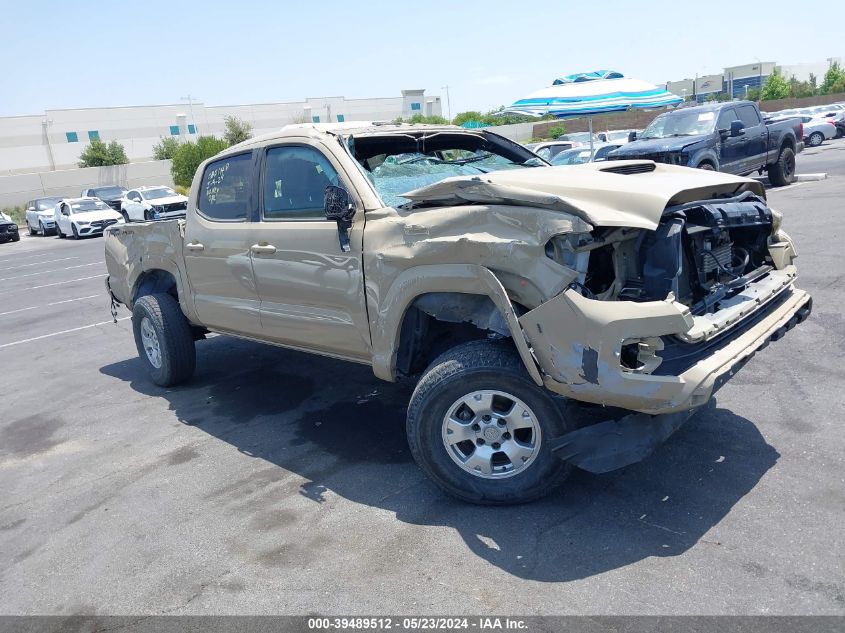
248 141 371 360
716 107 747 174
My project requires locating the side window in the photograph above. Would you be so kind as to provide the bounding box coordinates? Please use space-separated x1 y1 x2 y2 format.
535 147 551 160
198 153 253 221
717 108 738 130
262 145 339 220
738 105 761 127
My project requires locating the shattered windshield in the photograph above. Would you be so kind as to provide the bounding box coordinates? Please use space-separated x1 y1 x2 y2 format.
348 131 544 207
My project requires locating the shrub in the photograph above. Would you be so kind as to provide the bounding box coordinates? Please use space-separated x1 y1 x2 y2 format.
78 140 129 167
548 125 567 139
223 116 253 145
152 137 181 161
2 205 25 226
170 136 230 188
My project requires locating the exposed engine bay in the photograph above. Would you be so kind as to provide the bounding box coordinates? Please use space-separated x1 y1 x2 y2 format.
547 191 777 315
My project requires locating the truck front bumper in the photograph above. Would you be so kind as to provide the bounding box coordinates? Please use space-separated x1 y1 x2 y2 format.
519 271 811 416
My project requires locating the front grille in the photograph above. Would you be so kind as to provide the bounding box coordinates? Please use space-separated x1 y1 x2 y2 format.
161 202 187 213
601 163 657 175
90 219 118 229
2 224 18 233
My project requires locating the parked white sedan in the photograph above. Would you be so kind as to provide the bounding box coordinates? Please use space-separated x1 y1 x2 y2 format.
120 186 188 222
55 197 124 239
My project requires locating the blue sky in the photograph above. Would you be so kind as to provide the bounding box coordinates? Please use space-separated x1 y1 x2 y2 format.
0 0 840 118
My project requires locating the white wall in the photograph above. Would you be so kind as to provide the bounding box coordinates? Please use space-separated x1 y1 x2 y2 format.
0 160 174 209
0 91 442 175
485 122 536 142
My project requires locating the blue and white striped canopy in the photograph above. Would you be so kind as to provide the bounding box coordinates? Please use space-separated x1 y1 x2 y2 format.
507 71 682 119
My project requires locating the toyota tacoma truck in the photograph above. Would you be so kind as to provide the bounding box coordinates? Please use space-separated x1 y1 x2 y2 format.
104 123 811 504
608 101 803 186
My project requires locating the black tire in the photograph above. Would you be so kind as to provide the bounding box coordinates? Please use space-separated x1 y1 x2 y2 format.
121 210 130 223
56 224 64 238
406 340 572 505
38 221 46 236
28 221 37 236
11 233 20 242
143 208 151 221
132 293 196 387
697 162 715 171
71 224 79 239
807 132 824 147
767 146 796 187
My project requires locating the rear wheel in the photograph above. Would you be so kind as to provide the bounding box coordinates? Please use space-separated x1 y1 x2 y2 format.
121 210 130 223
406 340 572 505
767 146 796 187
132 293 196 387
807 132 824 147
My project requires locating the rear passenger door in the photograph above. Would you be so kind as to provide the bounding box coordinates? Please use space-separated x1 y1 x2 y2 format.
249 141 371 360
183 151 264 337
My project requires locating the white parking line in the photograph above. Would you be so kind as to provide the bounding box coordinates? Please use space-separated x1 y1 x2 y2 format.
47 294 102 306
4 256 78 271
26 274 107 290
0 306 38 317
0 316 131 350
0 252 58 264
0 261 101 282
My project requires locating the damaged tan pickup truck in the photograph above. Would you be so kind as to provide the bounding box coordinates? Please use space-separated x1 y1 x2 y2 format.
104 123 811 504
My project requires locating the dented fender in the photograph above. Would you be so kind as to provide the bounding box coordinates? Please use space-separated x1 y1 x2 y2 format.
371 263 543 385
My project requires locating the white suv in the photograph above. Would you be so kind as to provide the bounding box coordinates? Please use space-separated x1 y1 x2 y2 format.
120 186 188 222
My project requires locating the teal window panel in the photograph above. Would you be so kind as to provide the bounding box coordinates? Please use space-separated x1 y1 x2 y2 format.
336 114 345 122
87 130 100 141
411 102 421 111
187 124 196 134
312 115 320 123
66 132 78 143
169 125 180 136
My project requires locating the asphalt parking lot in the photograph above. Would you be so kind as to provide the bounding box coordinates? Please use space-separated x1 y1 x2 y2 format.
1 145 843 616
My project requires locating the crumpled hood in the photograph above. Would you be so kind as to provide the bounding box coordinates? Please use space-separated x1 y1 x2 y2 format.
401 161 764 230
608 134 712 156
147 195 188 206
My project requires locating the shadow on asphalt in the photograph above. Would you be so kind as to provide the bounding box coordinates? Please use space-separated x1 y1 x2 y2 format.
100 334 779 582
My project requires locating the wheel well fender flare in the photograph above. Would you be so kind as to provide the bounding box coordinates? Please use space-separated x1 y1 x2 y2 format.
130 259 189 315
371 264 543 386
691 150 719 170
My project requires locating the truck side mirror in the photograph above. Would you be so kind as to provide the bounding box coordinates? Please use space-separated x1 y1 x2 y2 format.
730 120 745 137
324 185 355 253
628 131 637 142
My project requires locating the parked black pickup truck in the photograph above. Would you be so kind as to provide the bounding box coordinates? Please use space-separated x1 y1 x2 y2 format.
608 101 803 186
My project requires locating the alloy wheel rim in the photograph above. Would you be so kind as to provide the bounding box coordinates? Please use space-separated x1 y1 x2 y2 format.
441 390 542 479
140 317 163 369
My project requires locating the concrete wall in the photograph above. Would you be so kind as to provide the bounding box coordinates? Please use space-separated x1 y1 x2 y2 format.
485 122 536 142
0 160 174 209
0 91 442 175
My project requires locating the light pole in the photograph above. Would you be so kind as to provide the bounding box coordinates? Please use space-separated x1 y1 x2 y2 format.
180 95 198 134
754 57 762 95
441 85 451 121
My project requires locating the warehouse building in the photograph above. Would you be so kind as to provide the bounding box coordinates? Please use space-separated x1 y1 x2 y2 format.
0 89 442 175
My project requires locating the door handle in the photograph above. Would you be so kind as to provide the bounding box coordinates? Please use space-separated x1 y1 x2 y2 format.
250 243 277 254
186 242 204 251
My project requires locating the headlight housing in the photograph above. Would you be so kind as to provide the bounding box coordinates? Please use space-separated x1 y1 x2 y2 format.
770 208 783 235
76 220 90 226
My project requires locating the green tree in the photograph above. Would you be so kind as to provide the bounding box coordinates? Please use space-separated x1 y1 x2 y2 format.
77 139 129 167
451 111 485 126
745 87 761 101
760 69 790 101
820 61 845 95
223 116 253 145
170 136 230 188
394 114 450 125
152 136 180 161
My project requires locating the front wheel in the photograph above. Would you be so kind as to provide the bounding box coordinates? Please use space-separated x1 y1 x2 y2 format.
28 221 37 236
807 132 824 147
121 210 130 223
697 162 715 171
406 340 572 505
71 224 79 239
132 293 196 387
56 224 64 239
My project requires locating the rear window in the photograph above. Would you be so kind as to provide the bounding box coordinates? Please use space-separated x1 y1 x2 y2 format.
198 153 253 221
